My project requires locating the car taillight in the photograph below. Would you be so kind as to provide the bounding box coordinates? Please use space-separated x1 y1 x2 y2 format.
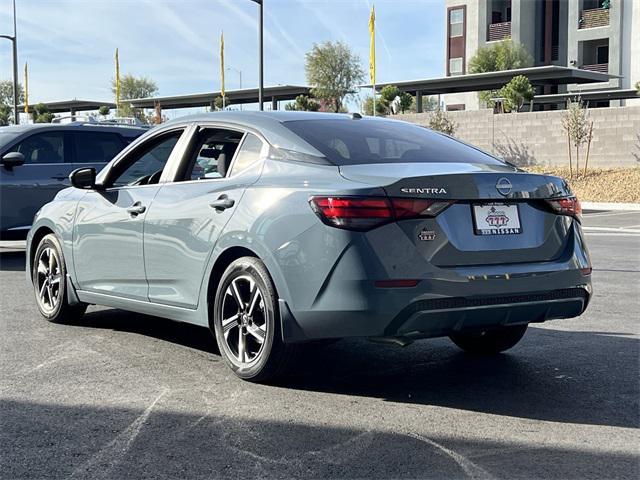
547 196 582 222
309 196 453 231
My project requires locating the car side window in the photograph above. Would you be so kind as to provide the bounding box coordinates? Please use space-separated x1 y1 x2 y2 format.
230 133 264 175
183 128 243 181
72 131 124 164
110 131 182 188
10 131 64 164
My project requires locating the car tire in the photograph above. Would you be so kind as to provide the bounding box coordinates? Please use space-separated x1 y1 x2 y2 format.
449 324 528 354
32 233 87 323
212 257 297 382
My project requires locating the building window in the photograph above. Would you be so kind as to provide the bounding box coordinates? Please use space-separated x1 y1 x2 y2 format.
449 57 464 76
446 104 465 112
596 45 609 64
449 8 464 37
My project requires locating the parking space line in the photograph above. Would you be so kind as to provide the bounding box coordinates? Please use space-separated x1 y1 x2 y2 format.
583 211 640 218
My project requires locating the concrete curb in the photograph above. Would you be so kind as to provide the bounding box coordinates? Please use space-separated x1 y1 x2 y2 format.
582 202 640 212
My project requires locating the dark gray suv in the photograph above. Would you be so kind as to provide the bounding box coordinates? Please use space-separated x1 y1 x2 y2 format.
0 122 145 239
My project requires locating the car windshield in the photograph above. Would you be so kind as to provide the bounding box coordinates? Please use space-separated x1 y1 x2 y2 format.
0 132 19 149
282 119 503 166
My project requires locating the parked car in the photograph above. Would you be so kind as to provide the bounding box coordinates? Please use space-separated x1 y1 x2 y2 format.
26 112 592 382
0 122 146 239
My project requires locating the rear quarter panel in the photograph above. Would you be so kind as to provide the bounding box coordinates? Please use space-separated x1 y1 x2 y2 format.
206 158 384 311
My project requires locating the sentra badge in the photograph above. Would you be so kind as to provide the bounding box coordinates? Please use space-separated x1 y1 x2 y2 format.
401 187 447 195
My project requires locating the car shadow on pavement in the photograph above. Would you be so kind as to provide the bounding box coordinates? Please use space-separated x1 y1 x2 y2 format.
80 308 220 355
0 250 26 272
2 399 636 480
77 307 638 430
281 328 639 430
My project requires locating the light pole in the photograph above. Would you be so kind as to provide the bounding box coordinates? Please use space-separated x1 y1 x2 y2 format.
226 66 242 110
249 0 263 111
1 0 19 124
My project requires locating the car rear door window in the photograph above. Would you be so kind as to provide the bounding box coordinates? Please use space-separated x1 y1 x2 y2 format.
72 131 124 164
10 131 65 164
184 128 244 181
230 133 264 175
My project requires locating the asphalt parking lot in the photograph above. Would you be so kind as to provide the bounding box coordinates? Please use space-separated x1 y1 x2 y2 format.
1 211 638 480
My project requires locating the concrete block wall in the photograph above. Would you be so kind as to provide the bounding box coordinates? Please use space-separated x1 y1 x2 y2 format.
396 106 640 168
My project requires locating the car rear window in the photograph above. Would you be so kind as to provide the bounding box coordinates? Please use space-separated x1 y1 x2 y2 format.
282 119 503 166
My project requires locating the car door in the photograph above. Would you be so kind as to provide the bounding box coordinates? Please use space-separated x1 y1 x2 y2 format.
143 126 266 309
0 130 70 233
72 127 190 301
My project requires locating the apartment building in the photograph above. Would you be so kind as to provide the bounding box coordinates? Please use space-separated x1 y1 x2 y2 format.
443 0 639 110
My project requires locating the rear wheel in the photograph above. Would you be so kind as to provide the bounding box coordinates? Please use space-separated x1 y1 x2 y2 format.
449 324 528 354
212 257 296 382
32 234 87 323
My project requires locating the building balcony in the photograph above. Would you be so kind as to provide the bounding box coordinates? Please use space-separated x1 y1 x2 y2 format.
579 8 610 29
487 21 511 42
580 63 608 73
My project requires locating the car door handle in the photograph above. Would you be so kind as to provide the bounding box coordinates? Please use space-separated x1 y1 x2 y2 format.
126 203 146 216
209 195 235 212
51 174 67 181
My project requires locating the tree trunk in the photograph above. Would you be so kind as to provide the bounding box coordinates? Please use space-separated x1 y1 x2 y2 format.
584 121 594 176
567 131 573 179
575 145 580 178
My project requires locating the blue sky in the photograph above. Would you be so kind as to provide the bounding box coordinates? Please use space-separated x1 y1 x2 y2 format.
0 0 445 114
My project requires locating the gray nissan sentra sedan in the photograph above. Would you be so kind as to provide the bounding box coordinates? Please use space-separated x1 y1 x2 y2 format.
26 111 592 381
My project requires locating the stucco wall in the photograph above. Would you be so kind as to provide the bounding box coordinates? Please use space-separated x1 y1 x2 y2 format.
396 106 640 168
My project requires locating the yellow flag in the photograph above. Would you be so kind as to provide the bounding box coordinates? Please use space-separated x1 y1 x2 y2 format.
115 48 121 109
369 6 375 85
23 62 29 114
220 31 225 101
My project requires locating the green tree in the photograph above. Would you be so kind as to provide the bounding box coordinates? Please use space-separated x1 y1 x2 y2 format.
0 79 25 125
111 74 158 120
212 96 233 111
428 109 457 136
398 92 413 114
367 85 412 115
468 40 533 107
498 75 534 112
31 103 55 123
562 98 590 177
285 95 320 111
362 95 388 116
379 85 400 105
98 105 111 117
468 40 533 74
305 41 364 113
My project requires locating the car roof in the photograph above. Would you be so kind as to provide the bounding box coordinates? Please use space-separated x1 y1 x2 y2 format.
161 111 398 157
169 110 388 125
0 122 146 137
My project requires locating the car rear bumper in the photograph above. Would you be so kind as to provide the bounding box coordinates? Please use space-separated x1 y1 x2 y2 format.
280 281 591 343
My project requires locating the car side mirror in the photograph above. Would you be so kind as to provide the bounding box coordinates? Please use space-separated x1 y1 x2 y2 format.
70 167 97 190
1 151 25 170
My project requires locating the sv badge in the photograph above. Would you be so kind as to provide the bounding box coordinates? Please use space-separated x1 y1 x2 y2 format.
419 229 436 241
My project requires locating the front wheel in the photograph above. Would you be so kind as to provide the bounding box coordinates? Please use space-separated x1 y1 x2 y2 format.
449 324 528 354
32 234 87 323
212 257 296 382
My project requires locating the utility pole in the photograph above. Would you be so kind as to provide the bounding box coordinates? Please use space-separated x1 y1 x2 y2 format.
250 0 264 111
1 0 19 124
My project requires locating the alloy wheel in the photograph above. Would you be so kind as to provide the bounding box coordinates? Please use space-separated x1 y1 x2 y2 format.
36 247 62 314
221 275 267 364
